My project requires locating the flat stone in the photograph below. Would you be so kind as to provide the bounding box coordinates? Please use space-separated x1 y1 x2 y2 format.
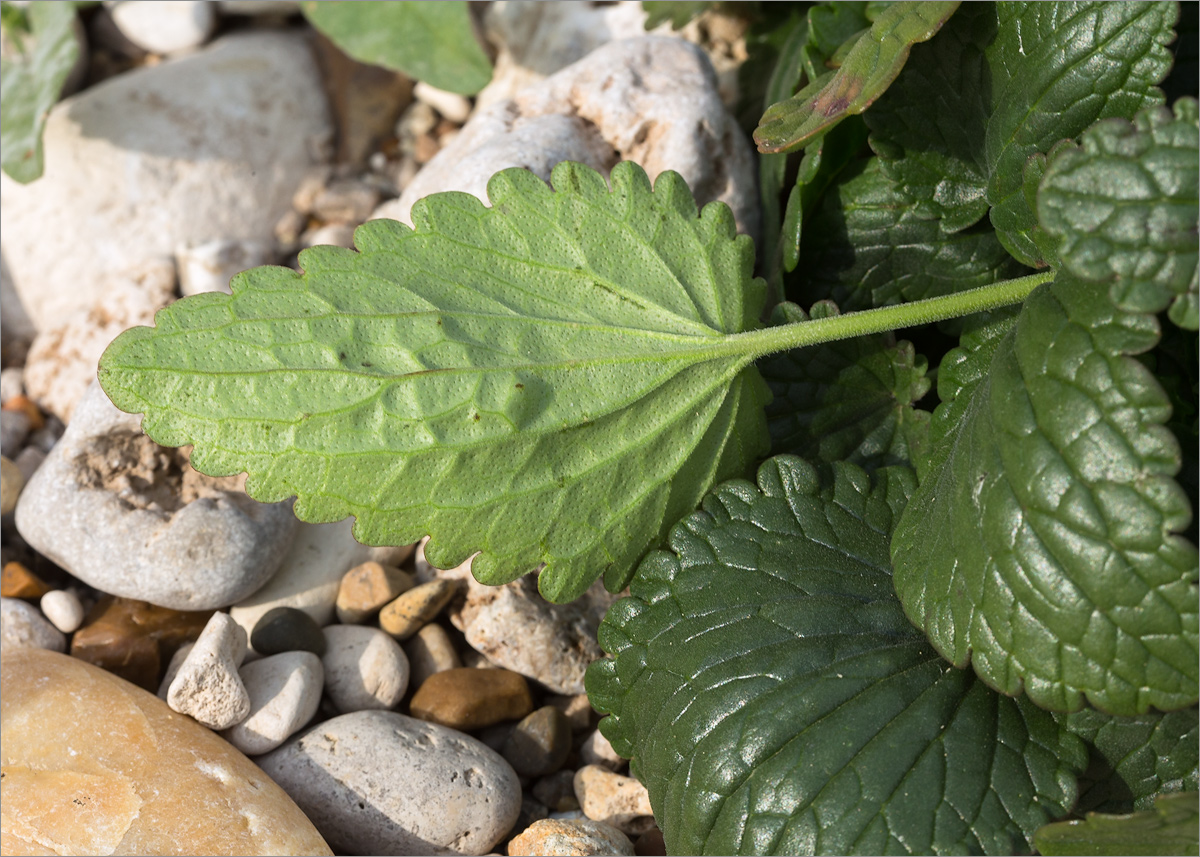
502 706 573 777
506 818 635 857
322 624 409 713
409 667 533 731
336 560 415 624
0 455 22 514
403 621 463 688
573 766 654 835
1 560 50 599
1 31 331 332
257 710 522 855
15 382 297 611
166 613 250 730
223 651 323 755
1 597 66 652
70 596 213 691
40 589 85 633
251 605 327 656
379 578 458 641
1 648 332 856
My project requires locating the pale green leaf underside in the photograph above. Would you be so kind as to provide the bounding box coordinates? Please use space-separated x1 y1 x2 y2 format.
1034 792 1199 856
99 162 770 602
588 457 1084 856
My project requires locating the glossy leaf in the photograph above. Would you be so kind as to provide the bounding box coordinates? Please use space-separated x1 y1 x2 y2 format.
892 273 1199 714
0 0 80 183
300 0 491 95
1039 100 1199 330
588 456 1085 856
754 1 959 154
1034 792 1199 856
98 162 771 603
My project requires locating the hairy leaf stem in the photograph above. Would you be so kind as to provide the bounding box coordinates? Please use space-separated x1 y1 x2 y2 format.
735 270 1054 361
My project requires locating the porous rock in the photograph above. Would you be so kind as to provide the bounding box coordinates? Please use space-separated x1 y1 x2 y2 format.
506 817 635 857
0 30 331 332
573 766 655 834
166 612 250 730
15 382 296 611
0 648 332 856
257 710 522 856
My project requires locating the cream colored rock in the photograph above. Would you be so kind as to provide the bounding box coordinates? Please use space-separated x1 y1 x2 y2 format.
321 624 409 712
223 651 323 755
0 455 22 514
167 612 250 729
108 0 216 54
403 621 462 688
177 238 275 296
574 765 654 834
507 817 635 857
39 589 85 634
0 648 332 856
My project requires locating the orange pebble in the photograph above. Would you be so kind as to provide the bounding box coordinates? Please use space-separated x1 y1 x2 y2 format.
1 561 51 599
2 395 44 431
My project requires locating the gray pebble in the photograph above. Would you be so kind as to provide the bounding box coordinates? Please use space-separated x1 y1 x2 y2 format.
1 410 30 455
502 706 572 778
321 624 409 713
403 622 462 689
1 597 66 652
252 605 327 656
224 651 323 755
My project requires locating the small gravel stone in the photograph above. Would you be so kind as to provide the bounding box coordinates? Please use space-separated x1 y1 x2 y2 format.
507 818 635 857
378 577 458 640
321 624 408 712
257 710 522 855
335 560 414 624
413 81 473 123
533 769 581 813
580 727 626 772
1 561 51 599
224 651 324 755
1 597 66 652
109 0 216 54
251 605 327 656
402 621 462 688
167 612 251 729
157 641 195 698
574 766 654 835
310 178 381 224
39 589 85 633
1 411 30 456
503 705 573 777
409 667 534 731
1 455 24 514
0 367 24 404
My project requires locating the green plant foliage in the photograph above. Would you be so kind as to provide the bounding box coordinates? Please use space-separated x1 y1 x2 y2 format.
797 158 1026 311
865 1 1177 266
641 1 715 30
753 1 960 154
98 162 771 603
758 301 929 471
1059 705 1199 814
587 456 1086 855
0 0 80 183
892 273 1199 714
1034 792 1199 856
1039 100 1200 330
299 0 491 95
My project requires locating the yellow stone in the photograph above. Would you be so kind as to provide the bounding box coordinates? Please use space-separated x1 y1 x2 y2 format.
1 648 332 856
378 578 457 640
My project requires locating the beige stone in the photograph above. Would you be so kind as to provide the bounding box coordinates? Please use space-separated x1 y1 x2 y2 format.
506 817 634 857
335 560 414 625
574 765 654 834
0 648 332 856
402 621 462 688
378 578 458 641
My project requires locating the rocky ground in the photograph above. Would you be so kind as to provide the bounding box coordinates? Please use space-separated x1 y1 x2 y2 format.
0 2 756 854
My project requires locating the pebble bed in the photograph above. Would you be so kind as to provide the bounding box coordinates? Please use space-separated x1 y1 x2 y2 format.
0 2 756 854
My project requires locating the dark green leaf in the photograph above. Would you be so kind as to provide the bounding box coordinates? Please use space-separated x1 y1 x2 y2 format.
1039 100 1199 330
1059 705 1199 814
642 1 717 31
299 0 491 95
759 302 929 471
588 456 1085 855
797 158 1026 311
805 2 870 75
0 0 80 183
753 1 960 154
892 273 1199 714
1034 792 1199 856
98 162 771 603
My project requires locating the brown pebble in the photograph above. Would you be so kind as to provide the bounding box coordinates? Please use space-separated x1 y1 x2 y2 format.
635 826 666 856
408 667 533 730
503 705 573 777
1 561 51 599
379 578 457 640
335 560 413 624
402 621 462 688
2 394 44 430
71 596 213 691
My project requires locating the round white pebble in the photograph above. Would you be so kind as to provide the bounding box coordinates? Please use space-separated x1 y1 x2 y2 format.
321 624 409 713
39 589 85 633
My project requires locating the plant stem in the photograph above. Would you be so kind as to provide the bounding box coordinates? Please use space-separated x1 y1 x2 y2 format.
732 270 1054 360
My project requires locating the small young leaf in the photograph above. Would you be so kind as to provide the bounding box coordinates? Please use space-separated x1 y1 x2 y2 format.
1034 792 1199 856
299 0 491 95
1039 100 1199 330
798 158 1025 311
1058 705 1199 814
892 273 1199 714
753 1 960 154
0 0 80 183
98 162 770 603
759 302 930 471
587 456 1085 855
